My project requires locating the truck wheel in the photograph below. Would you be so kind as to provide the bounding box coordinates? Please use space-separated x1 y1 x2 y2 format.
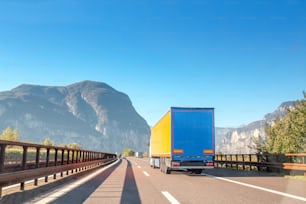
194 169 202 174
152 159 156 168
166 168 171 174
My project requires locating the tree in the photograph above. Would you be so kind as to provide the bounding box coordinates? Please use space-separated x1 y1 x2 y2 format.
59 144 68 148
59 143 82 149
0 127 19 141
122 148 135 156
67 143 81 149
42 137 53 146
265 93 306 153
248 134 266 154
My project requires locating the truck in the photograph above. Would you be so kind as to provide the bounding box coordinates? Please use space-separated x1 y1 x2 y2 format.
135 151 143 158
149 107 215 174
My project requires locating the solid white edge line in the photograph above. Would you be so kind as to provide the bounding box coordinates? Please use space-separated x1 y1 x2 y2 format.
161 191 180 204
143 171 149 177
203 173 306 202
33 159 120 204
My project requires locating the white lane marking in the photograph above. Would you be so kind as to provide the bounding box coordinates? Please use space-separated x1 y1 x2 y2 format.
34 159 120 204
161 191 180 204
143 171 150 177
203 173 306 202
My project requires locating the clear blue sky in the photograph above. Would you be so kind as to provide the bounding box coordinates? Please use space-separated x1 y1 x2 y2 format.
0 0 305 127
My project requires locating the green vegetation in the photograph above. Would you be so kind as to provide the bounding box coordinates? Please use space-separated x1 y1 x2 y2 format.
248 134 266 154
42 137 54 146
0 127 82 149
60 143 82 149
284 175 306 181
122 148 135 156
0 127 19 141
265 92 306 154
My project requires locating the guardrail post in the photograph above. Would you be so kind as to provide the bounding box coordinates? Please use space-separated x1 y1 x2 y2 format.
235 154 238 170
249 154 252 170
86 152 89 168
257 154 261 172
22 146 28 170
75 150 79 173
0 144 6 198
298 155 306 176
45 148 50 182
82 151 85 170
265 154 270 172
34 147 40 186
61 149 64 177
242 154 245 170
66 150 70 175
0 144 6 173
71 150 75 173
20 146 28 191
53 148 58 179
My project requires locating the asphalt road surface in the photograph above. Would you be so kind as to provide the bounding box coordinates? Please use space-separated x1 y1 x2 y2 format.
29 157 306 204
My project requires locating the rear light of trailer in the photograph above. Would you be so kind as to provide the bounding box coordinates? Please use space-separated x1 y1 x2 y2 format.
173 149 184 154
172 161 180 167
206 162 214 166
203 149 214 154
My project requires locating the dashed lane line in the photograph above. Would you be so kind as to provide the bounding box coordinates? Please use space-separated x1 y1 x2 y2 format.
161 191 180 204
143 171 150 177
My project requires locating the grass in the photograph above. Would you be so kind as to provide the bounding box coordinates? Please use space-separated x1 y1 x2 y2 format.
284 175 306 181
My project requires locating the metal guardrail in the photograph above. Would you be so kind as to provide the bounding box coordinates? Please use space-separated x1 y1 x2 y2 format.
214 153 306 176
0 140 117 197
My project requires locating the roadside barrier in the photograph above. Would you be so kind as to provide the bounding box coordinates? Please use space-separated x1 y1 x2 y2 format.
0 140 117 197
214 153 306 176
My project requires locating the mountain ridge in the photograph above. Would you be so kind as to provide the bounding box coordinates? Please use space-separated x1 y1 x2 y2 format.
0 80 298 154
0 80 150 153
216 101 296 154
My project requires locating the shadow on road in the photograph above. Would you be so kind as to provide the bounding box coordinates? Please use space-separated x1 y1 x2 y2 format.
120 158 141 204
50 160 121 204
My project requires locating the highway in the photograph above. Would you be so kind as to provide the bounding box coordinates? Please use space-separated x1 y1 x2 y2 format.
27 157 306 204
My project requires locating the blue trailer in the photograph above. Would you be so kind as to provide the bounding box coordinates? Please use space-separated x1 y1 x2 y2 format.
150 107 215 174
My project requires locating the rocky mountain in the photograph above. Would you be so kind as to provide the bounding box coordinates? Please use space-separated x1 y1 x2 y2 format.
216 101 297 154
0 81 150 153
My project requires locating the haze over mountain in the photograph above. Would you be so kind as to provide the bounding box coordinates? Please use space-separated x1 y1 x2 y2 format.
0 80 298 155
0 80 150 153
216 101 297 154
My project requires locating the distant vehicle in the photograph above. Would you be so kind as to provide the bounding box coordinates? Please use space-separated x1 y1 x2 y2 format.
149 107 215 174
135 151 143 158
